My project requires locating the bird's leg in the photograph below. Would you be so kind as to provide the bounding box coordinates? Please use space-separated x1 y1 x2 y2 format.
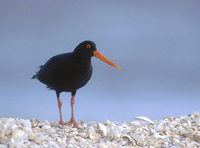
65 91 80 129
56 92 65 125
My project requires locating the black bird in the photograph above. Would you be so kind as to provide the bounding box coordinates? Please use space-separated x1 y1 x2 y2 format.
32 41 120 128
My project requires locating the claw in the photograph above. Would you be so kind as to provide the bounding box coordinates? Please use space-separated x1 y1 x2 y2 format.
59 120 65 126
65 119 80 129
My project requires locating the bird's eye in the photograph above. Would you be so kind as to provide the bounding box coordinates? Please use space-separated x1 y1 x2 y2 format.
86 44 92 49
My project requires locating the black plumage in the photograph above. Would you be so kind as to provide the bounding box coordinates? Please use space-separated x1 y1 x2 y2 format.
32 41 119 128
33 41 96 92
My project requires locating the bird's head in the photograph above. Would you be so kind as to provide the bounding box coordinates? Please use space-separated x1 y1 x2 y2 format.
73 41 120 69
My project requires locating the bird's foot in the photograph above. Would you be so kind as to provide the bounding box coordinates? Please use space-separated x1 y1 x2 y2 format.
59 120 65 126
65 118 80 129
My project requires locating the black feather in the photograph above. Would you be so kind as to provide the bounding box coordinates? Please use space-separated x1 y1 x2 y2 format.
32 41 96 93
32 65 43 79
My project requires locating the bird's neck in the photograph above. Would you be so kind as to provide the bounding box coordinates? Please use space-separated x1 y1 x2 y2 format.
72 54 92 64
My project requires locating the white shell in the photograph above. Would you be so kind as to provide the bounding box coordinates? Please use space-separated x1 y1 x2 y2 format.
47 128 56 135
130 121 141 127
109 123 124 138
98 123 108 136
42 125 51 130
87 127 100 142
98 142 107 148
1 112 200 147
104 120 111 125
0 144 8 148
135 116 154 124
12 129 26 140
47 141 59 148
121 134 132 142
19 119 32 128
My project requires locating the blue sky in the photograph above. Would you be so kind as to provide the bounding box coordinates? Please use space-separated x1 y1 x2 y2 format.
0 0 200 122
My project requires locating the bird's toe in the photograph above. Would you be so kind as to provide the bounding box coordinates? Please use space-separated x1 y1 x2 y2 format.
65 119 80 129
59 120 65 125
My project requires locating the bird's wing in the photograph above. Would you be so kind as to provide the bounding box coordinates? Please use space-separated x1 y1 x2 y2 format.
37 53 73 82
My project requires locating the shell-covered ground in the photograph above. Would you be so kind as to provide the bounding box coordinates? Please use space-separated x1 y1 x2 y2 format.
1 112 200 148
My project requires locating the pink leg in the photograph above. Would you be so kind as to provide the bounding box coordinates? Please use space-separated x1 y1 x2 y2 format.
65 95 80 129
57 97 65 125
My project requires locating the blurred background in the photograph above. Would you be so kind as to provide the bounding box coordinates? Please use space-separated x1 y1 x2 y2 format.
0 0 200 122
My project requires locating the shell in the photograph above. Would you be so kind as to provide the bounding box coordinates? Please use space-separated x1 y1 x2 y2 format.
18 119 32 128
47 128 56 135
1 112 200 147
42 125 51 130
12 129 26 140
130 132 145 146
0 144 8 148
109 123 123 138
98 142 107 148
87 126 100 142
104 120 111 126
130 121 141 127
135 116 154 124
121 134 132 142
47 141 59 148
98 123 108 137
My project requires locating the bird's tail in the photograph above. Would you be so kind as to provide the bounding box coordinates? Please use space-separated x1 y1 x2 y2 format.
32 74 38 79
32 65 43 79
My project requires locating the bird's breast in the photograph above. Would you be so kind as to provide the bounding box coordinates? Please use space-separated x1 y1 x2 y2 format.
59 62 93 91
70 62 92 83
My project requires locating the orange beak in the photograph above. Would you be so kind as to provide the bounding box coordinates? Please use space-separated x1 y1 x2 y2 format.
93 50 120 69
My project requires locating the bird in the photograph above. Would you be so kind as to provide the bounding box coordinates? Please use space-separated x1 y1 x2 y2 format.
32 41 120 128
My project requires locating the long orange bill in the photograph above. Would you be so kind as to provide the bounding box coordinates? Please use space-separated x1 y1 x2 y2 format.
93 50 120 69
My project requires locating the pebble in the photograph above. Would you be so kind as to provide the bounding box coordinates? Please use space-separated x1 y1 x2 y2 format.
1 112 200 147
